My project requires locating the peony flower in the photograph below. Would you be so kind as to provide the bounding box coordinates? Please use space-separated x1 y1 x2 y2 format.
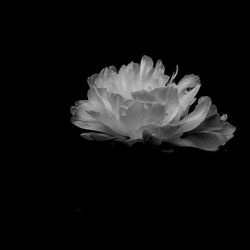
71 56 236 151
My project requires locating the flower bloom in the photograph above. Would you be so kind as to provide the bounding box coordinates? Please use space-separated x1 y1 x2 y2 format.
71 56 235 151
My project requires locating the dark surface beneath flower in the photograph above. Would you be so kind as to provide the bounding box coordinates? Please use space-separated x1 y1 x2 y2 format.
48 130 246 248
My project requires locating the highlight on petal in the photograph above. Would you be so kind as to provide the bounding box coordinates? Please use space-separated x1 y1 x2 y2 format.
177 74 200 94
71 55 236 151
119 101 146 138
175 96 211 134
140 55 154 82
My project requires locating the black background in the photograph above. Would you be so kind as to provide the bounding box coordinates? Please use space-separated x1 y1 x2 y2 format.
33 3 248 248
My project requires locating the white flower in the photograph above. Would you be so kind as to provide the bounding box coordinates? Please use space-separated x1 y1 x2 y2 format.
71 56 236 151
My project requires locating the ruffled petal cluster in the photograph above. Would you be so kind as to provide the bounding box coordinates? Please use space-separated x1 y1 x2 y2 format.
71 56 235 151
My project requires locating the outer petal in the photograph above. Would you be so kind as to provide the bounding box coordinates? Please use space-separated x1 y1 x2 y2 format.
169 129 233 151
70 101 96 123
139 55 154 83
179 84 201 109
85 85 128 135
190 104 230 133
176 96 211 133
217 123 236 138
177 75 200 94
86 109 126 136
151 59 170 87
173 84 201 122
72 120 118 136
80 132 114 141
91 67 118 90
71 102 120 136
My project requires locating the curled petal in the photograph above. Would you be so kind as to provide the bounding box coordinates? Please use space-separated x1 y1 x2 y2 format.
174 84 201 122
179 98 197 119
179 84 201 109
190 104 234 135
168 65 179 84
177 75 200 94
157 86 180 125
169 102 236 151
221 114 228 121
176 96 211 133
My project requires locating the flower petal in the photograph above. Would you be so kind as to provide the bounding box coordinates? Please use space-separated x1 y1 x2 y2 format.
151 85 178 104
80 132 114 141
179 84 201 109
72 119 118 136
152 59 170 87
177 75 200 94
143 103 166 125
189 104 235 136
176 96 211 133
70 102 96 123
173 84 201 122
131 89 155 102
85 85 128 135
139 123 182 141
154 85 180 125
139 55 154 82
169 130 231 151
86 109 126 136
106 92 127 119
119 101 145 138
142 130 162 146
71 101 119 135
